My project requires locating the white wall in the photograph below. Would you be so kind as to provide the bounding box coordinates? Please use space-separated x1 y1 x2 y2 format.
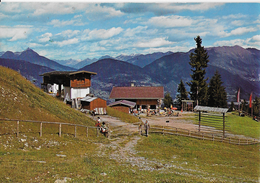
71 88 90 99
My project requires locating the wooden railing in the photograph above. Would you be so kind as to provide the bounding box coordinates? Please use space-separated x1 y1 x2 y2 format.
149 125 260 145
0 118 100 138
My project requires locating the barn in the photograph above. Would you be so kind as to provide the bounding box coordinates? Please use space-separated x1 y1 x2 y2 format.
80 96 107 115
109 86 164 110
108 100 136 114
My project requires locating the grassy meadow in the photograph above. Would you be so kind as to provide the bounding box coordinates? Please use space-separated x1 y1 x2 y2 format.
0 66 259 182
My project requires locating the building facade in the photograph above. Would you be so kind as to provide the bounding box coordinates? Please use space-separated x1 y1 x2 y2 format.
109 86 164 110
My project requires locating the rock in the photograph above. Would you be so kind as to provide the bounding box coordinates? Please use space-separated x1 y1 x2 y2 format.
56 154 66 157
54 177 71 183
100 172 107 176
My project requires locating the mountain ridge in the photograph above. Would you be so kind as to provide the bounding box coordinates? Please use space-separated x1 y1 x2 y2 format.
0 45 259 103
1 48 75 71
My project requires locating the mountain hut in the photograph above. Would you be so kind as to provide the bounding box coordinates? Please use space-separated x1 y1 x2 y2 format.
109 86 164 111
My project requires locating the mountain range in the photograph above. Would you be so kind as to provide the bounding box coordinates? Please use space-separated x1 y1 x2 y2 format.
1 48 74 71
0 46 259 103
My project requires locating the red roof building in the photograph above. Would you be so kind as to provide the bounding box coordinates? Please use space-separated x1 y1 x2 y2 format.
109 86 164 110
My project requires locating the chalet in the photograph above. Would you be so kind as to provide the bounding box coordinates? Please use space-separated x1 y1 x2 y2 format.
108 100 136 114
109 86 164 110
40 71 107 114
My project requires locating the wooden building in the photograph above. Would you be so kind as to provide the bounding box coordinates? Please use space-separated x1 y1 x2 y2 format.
108 100 136 114
80 96 107 115
109 86 164 110
40 71 97 101
40 71 107 114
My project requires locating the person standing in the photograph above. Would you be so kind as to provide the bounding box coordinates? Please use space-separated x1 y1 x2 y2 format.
144 120 150 137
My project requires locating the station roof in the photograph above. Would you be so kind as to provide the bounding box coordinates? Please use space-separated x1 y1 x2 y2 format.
194 106 229 113
108 100 136 108
80 96 98 102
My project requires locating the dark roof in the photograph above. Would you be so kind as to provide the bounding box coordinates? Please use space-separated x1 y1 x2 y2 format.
108 100 136 108
194 106 229 113
40 70 97 76
109 86 164 99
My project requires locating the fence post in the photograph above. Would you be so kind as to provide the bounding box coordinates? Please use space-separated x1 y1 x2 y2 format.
59 123 61 137
199 111 201 132
223 113 225 138
40 122 42 137
86 127 88 138
163 126 164 135
74 126 77 138
16 121 19 137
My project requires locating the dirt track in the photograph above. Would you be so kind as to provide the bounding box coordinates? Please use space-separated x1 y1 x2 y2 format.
94 111 199 134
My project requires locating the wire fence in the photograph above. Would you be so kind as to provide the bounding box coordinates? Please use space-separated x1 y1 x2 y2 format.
149 125 260 145
0 118 101 138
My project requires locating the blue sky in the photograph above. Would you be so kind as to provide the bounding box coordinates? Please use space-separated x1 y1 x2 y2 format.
0 2 259 61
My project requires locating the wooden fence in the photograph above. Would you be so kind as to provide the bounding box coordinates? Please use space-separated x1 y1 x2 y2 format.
149 125 260 145
0 118 101 138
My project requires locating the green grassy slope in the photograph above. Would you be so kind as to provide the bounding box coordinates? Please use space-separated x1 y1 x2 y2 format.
0 66 94 125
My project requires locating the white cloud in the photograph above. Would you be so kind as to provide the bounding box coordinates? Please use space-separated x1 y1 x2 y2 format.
0 3 22 13
148 15 194 27
56 30 80 38
31 3 89 16
83 27 123 40
49 18 84 27
214 39 245 47
222 13 247 19
250 35 260 42
217 27 257 37
214 35 260 48
230 27 257 36
0 13 8 20
124 26 148 37
85 4 124 20
135 37 174 48
39 32 52 42
0 26 33 41
54 38 79 47
158 3 224 12
231 20 244 26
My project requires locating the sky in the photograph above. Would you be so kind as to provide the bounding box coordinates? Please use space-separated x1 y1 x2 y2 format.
0 2 260 62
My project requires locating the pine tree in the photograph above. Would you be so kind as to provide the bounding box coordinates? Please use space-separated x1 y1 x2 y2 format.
208 70 227 108
176 79 189 108
187 36 209 106
163 92 173 108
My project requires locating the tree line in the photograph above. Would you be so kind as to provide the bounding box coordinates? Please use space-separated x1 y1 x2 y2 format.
163 36 259 116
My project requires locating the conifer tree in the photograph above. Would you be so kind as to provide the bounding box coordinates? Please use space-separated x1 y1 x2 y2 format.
176 79 189 107
208 70 227 107
187 36 209 106
163 92 173 108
